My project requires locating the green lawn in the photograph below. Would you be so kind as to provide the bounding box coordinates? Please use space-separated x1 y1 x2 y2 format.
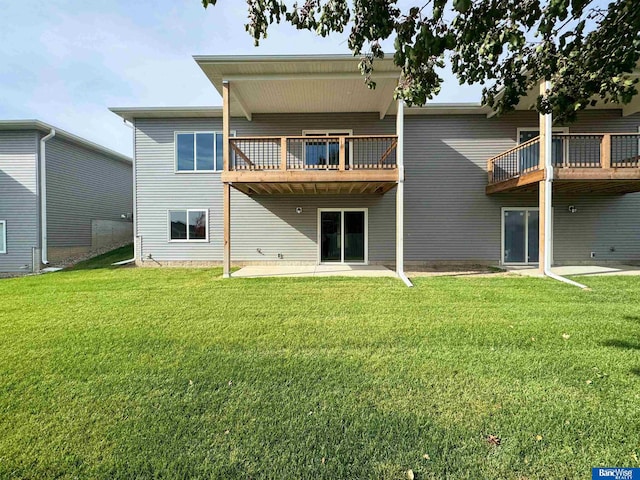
1 261 639 479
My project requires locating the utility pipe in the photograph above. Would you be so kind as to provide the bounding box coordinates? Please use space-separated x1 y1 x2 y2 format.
541 81 587 289
396 100 413 287
123 119 138 263
39 128 56 266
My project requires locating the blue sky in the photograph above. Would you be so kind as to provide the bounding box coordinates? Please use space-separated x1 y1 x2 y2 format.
0 1 483 155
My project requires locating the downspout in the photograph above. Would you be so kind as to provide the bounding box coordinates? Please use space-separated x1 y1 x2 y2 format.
39 128 56 266
396 100 413 287
541 81 587 289
123 119 137 264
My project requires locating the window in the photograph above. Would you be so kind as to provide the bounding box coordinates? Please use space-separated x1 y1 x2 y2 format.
0 221 5 254
302 130 353 168
168 210 208 242
175 132 225 172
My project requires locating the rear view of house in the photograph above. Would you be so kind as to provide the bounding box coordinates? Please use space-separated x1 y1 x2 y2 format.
112 54 640 275
0 121 133 273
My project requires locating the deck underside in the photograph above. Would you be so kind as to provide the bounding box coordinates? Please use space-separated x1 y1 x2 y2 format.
487 168 640 195
230 181 397 195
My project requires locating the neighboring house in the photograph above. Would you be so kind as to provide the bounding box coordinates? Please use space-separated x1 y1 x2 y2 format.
0 120 133 273
111 54 640 275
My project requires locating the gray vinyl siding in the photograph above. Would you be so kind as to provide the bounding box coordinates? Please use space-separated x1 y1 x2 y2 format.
404 109 640 264
45 136 133 248
0 131 39 272
135 110 640 266
134 113 395 263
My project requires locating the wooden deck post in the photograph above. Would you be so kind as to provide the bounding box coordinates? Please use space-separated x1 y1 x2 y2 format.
538 79 548 273
338 137 346 171
601 134 611 169
223 81 231 278
280 137 287 171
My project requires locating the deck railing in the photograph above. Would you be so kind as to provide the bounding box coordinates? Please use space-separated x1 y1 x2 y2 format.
229 135 398 172
488 133 640 184
487 136 541 183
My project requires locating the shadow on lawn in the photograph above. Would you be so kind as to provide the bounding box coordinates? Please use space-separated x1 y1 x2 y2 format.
601 339 640 351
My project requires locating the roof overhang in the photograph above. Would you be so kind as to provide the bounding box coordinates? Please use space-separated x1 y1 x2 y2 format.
193 54 401 120
0 120 132 164
487 67 640 118
110 107 223 123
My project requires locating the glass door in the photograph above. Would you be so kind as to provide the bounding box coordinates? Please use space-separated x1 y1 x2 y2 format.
303 131 351 169
320 211 341 262
519 129 567 168
502 208 539 264
319 209 366 264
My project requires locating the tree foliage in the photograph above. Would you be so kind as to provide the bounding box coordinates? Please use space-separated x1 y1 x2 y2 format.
202 0 640 122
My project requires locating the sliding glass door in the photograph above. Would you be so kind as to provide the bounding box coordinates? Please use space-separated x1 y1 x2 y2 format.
303 131 351 168
319 209 367 264
502 208 540 264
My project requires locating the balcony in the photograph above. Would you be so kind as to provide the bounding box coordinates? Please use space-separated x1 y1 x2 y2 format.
221 135 398 195
486 133 640 194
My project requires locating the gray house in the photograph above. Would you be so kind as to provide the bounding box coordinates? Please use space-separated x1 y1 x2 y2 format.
0 120 133 273
111 55 640 276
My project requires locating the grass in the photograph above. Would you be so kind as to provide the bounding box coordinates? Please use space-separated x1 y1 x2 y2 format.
0 260 639 479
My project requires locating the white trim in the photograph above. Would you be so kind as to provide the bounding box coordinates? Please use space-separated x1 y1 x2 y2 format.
167 209 210 243
174 131 236 173
302 129 354 135
317 208 368 265
516 126 569 141
221 72 400 82
0 220 6 254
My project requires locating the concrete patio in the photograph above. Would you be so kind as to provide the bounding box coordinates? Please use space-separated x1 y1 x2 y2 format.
505 264 640 277
232 264 397 279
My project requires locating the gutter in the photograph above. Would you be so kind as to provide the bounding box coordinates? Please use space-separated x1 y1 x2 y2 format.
39 128 56 266
540 81 587 290
123 119 137 264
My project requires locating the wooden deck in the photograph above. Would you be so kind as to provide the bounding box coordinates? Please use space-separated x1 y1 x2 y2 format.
222 135 398 195
486 133 640 194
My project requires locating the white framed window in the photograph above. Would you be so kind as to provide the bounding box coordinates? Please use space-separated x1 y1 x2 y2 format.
175 132 231 173
302 130 354 168
0 221 6 254
168 209 209 242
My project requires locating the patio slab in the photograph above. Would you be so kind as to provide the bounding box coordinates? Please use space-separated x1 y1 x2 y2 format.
505 264 640 277
233 265 396 279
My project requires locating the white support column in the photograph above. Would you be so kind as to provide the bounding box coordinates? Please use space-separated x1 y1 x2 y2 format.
396 100 412 287
539 79 587 289
223 81 231 279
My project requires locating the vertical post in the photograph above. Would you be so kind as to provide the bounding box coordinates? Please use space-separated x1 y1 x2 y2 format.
280 137 287 171
223 81 231 278
538 80 547 273
601 134 611 169
538 79 553 273
338 136 346 171
396 100 405 278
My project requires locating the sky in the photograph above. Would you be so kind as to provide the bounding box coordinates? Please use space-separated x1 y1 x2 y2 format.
0 1 484 156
